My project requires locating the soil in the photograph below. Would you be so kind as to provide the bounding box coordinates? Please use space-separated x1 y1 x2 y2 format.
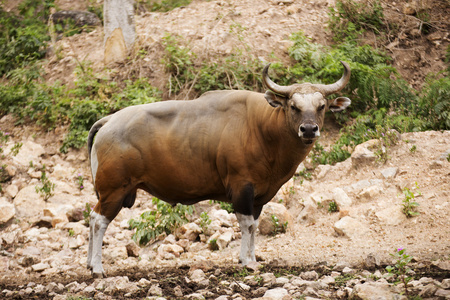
0 0 449 298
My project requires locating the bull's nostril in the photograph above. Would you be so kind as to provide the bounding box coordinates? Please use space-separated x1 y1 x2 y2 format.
312 125 318 132
300 125 306 132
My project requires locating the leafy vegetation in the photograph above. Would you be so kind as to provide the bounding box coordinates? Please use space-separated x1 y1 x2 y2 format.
401 183 421 218
128 197 194 245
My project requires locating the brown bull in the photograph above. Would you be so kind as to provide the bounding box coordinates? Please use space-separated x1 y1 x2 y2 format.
87 62 351 277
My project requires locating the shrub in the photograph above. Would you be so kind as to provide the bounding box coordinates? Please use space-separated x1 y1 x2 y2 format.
128 197 194 245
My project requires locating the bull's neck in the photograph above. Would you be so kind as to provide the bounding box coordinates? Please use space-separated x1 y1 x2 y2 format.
254 104 313 177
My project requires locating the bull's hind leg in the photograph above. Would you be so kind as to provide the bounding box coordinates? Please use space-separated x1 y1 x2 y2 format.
89 211 110 277
88 190 128 278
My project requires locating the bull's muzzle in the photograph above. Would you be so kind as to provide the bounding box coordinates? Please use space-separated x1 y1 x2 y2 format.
299 123 320 144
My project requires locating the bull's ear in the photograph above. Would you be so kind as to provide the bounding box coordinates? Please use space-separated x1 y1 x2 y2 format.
264 90 286 108
329 96 351 112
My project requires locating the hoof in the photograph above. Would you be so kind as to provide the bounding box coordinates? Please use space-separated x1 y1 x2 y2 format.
92 271 105 279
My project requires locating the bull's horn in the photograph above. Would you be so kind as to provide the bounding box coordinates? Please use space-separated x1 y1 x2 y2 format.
262 63 292 96
312 61 351 96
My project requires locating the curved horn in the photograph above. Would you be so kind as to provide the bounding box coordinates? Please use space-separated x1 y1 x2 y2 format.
262 63 292 96
311 61 351 96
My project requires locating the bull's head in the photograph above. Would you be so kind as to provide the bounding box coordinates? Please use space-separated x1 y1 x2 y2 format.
263 61 351 144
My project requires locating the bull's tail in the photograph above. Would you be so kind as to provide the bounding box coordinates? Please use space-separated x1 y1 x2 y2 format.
87 115 111 161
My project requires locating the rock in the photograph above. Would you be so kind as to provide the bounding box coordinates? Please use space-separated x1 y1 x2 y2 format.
211 209 234 227
261 273 277 286
375 205 407 225
13 186 45 219
10 140 45 166
357 185 382 202
157 244 184 259
32 262 50 272
190 269 206 283
301 271 319 281
263 287 289 299
216 229 234 250
380 167 398 179
435 289 450 298
333 216 370 239
126 241 140 257
418 283 438 297
364 253 381 269
5 184 19 198
316 164 332 179
332 187 352 209
351 140 378 168
296 199 317 224
0 198 15 224
147 284 163 296
258 202 292 235
176 222 202 241
351 282 402 300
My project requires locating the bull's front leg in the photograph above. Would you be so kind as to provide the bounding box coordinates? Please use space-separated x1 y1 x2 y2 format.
236 213 259 265
232 183 262 265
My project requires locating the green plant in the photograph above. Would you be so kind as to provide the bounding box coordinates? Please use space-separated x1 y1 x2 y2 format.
418 75 450 130
328 201 338 213
409 145 417 153
35 164 55 200
271 214 288 235
401 183 420 218
10 142 23 156
328 0 388 43
334 274 356 286
77 173 84 190
83 203 92 226
215 201 234 214
386 248 414 297
129 197 194 245
68 229 75 236
199 211 211 233
209 238 219 251
0 0 54 75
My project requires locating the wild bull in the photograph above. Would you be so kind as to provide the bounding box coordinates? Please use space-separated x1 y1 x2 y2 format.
87 61 351 277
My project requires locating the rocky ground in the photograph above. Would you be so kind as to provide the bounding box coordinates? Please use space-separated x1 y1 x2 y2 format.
1 116 449 299
1 0 450 299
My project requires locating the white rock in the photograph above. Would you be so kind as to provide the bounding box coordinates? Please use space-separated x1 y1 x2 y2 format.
351 140 378 167
258 202 292 235
176 222 202 241
211 209 233 227
5 184 19 198
13 185 45 218
380 167 398 179
357 185 382 202
332 187 352 209
351 282 401 300
0 197 15 224
216 229 234 250
375 205 407 226
333 216 370 239
10 140 45 166
32 262 50 272
190 269 206 283
263 287 289 299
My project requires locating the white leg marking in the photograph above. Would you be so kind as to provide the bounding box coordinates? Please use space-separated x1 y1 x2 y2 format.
90 211 110 277
87 212 95 269
236 213 258 265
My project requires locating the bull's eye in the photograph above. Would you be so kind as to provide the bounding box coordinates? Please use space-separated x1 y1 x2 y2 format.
318 104 325 111
291 105 299 112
